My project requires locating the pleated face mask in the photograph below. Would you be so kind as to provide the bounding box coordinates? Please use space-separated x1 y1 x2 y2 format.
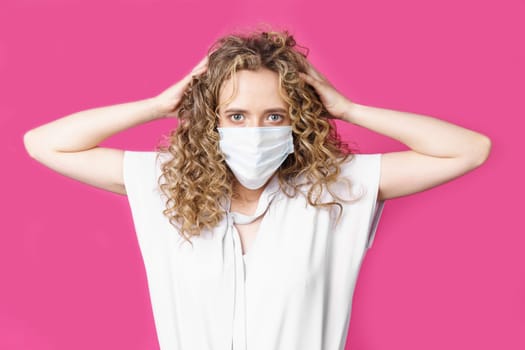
217 126 295 190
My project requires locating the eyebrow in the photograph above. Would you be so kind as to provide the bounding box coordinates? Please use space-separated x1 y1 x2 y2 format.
223 107 288 114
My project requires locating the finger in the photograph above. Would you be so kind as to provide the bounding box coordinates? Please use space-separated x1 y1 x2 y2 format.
190 56 209 74
193 64 208 75
309 66 327 82
305 62 328 82
186 61 208 81
192 56 208 71
299 71 321 88
196 54 209 68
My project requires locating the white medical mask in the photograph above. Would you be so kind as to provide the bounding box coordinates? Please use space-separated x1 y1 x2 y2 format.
217 126 295 190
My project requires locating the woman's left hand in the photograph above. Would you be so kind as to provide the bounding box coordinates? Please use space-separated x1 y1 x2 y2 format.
298 61 354 121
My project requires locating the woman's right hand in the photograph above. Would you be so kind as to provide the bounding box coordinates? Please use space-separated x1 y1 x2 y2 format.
152 55 209 118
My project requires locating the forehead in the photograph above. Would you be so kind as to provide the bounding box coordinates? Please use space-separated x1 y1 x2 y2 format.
218 68 288 112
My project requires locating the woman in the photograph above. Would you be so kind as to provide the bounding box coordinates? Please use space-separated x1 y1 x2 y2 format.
23 29 491 350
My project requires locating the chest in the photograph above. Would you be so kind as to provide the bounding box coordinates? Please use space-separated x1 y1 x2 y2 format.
230 197 264 255
234 216 263 255
172 199 351 304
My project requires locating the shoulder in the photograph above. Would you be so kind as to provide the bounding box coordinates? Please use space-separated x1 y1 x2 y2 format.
123 150 158 167
123 150 170 173
286 153 383 199
339 152 382 180
323 152 383 203
123 150 169 193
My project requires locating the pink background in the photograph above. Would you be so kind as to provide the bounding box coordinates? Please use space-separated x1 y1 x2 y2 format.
1 0 522 349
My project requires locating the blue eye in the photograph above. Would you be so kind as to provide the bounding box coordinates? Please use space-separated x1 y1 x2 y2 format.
230 114 244 122
268 114 283 122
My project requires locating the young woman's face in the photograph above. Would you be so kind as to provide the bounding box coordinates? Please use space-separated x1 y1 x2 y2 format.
217 68 291 128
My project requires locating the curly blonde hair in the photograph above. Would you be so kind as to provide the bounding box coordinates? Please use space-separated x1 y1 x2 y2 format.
156 27 360 245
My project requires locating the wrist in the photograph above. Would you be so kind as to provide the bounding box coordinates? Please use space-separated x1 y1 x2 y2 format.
340 99 359 124
144 97 168 120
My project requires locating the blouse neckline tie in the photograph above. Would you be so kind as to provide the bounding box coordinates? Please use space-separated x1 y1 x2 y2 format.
217 174 281 350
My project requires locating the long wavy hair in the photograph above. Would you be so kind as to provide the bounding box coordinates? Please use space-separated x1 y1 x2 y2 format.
156 27 361 245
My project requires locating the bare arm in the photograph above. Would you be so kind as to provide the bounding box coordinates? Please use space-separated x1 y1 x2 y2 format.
23 98 165 195
299 62 492 201
342 102 491 201
23 55 209 195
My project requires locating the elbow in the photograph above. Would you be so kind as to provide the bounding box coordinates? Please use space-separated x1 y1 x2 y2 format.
23 130 36 158
23 129 43 159
468 135 492 168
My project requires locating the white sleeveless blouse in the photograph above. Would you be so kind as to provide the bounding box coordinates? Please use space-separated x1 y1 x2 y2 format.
123 150 385 350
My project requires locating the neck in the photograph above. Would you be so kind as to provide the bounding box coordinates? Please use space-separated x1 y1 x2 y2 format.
232 180 265 204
